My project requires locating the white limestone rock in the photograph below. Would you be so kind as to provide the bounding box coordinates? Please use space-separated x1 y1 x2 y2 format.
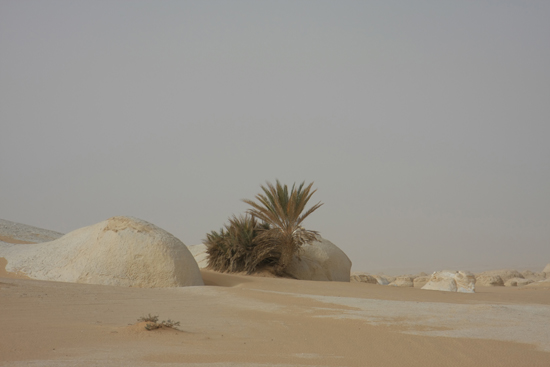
421 270 476 293
525 278 550 289
521 270 546 281
476 274 504 286
413 276 430 288
374 275 391 285
351 272 378 284
188 244 208 269
0 216 204 288
389 276 414 287
476 269 524 283
505 278 534 287
285 237 352 282
543 263 550 274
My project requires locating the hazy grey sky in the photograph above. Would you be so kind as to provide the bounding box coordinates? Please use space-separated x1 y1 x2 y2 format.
2 1 549 274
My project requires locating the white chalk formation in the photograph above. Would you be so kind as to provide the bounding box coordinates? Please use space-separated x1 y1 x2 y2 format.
351 272 378 284
188 244 209 269
286 237 352 282
389 276 414 287
505 278 534 287
0 216 204 288
476 269 524 284
421 270 476 293
476 274 504 286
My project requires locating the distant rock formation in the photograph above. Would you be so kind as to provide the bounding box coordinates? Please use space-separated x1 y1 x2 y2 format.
476 269 524 284
413 276 430 288
0 218 64 243
373 275 391 285
389 276 414 287
351 272 378 284
476 274 504 286
543 263 550 274
421 270 476 293
521 270 546 281
504 278 534 287
0 216 204 288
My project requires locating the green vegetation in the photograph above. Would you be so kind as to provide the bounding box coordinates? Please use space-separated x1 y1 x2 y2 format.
204 180 322 277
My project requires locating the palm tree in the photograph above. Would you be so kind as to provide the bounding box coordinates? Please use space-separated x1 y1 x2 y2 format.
242 180 323 276
204 215 273 274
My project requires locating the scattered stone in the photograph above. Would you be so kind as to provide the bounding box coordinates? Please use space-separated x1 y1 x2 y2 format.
421 271 476 293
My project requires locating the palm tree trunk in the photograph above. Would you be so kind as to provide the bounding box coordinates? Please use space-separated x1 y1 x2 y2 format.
275 237 296 276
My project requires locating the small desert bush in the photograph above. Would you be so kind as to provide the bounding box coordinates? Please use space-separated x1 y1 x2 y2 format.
205 215 277 274
137 314 181 331
138 313 159 323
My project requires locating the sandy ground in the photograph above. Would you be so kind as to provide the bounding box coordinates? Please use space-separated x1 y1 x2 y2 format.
1 233 550 366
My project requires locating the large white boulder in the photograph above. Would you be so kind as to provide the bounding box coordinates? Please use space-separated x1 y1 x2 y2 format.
285 237 352 282
188 244 209 269
543 263 550 274
0 216 204 287
421 270 476 293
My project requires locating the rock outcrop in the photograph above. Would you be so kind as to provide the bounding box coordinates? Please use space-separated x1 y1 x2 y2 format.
188 244 208 269
389 276 414 287
413 276 430 288
476 274 504 286
351 272 378 284
286 237 352 282
504 278 534 287
0 216 204 288
421 271 476 293
521 270 546 281
543 263 550 274
373 275 391 285
476 269 524 284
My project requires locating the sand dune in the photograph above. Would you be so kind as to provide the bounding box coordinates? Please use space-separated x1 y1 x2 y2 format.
1 221 550 366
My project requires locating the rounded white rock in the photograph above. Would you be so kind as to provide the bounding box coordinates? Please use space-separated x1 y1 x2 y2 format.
0 216 204 288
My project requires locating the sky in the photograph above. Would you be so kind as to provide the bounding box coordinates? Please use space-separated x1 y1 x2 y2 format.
1 1 549 275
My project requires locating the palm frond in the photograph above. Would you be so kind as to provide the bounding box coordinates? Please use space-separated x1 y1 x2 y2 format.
242 180 323 275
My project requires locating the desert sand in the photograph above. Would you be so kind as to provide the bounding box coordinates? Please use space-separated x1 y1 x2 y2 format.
1 224 550 366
